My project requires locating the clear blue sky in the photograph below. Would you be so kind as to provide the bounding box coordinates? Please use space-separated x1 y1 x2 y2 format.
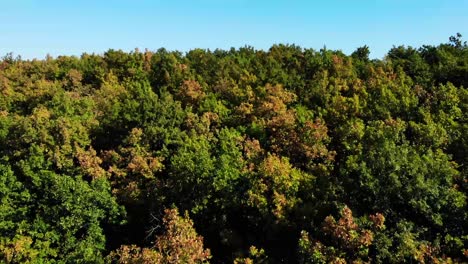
1 0 467 59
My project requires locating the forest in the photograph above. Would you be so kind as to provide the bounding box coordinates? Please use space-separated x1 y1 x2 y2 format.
0 34 467 263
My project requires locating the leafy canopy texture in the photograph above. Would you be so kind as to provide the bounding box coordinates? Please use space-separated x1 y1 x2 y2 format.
0 35 467 263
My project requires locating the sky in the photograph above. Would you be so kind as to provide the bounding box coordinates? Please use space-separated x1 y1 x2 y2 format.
1 0 467 60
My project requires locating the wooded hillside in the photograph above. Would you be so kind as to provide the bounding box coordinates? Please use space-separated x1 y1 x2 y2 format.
1 35 467 263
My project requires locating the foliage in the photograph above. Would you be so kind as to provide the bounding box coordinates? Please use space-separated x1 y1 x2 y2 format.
0 34 467 263
107 208 211 264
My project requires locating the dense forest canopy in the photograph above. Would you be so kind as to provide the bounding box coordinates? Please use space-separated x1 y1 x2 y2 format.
0 35 467 263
